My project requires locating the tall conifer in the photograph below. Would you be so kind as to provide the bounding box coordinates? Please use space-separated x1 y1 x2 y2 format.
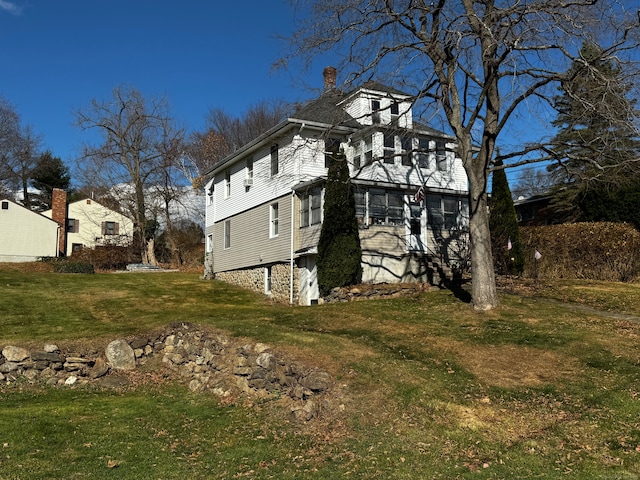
316 149 362 296
490 161 525 276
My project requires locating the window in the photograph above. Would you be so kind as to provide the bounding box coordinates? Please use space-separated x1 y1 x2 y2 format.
436 140 447 171
325 138 341 168
353 142 361 169
369 189 404 226
300 188 322 228
245 158 254 187
417 136 430 168
207 234 213 253
270 203 279 237
66 218 79 233
401 136 412 166
1 201 8 210
354 189 366 223
224 220 231 249
102 221 118 235
427 195 461 230
265 266 272 295
390 102 399 125
364 136 373 165
225 170 231 198
383 134 395 164
71 243 83 253
270 144 279 176
207 184 214 205
371 100 381 124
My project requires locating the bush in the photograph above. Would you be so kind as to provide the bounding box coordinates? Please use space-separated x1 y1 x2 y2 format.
53 262 95 274
521 222 640 282
69 245 140 271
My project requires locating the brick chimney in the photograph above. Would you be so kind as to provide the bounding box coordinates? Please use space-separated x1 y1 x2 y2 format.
323 66 337 91
51 188 67 256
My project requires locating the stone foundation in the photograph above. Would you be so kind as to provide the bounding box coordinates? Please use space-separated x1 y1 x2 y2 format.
215 263 297 304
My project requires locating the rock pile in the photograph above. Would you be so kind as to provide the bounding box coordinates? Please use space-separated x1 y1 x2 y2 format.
0 323 335 421
323 282 430 303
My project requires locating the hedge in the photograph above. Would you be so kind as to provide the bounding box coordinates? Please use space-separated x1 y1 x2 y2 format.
520 222 640 282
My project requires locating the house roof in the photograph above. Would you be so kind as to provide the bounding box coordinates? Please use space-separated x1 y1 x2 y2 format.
206 79 452 176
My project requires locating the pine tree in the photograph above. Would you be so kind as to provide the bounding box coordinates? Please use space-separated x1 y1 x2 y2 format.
490 161 525 276
30 151 71 210
548 42 640 220
316 149 362 296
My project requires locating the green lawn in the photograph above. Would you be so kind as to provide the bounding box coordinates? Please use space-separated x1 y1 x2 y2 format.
1 267 640 479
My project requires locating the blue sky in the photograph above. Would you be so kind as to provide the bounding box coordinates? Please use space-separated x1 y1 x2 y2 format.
0 0 330 172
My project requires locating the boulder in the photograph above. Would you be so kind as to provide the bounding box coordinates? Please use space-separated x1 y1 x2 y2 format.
300 370 332 392
105 339 136 370
2 346 30 362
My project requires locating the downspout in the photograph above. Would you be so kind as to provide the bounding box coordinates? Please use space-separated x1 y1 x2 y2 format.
289 191 295 305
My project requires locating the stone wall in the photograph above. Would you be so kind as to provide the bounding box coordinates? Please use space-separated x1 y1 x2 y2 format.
215 263 297 304
0 323 335 422
322 282 430 303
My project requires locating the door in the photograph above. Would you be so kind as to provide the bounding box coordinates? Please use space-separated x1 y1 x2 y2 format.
298 255 319 305
406 196 425 252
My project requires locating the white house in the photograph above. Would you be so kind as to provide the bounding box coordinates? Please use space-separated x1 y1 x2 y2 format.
204 68 469 305
0 198 60 262
43 190 134 256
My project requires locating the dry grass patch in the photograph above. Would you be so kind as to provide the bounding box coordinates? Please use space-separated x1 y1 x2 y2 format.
460 344 581 388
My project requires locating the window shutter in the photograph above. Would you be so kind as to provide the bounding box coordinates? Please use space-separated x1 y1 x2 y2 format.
114 222 120 235
101 221 106 235
75 219 80 233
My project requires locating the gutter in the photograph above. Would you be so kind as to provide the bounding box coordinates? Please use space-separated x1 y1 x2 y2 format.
289 190 295 305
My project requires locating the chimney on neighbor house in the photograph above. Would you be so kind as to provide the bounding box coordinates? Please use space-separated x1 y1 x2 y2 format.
51 188 67 256
323 66 337 91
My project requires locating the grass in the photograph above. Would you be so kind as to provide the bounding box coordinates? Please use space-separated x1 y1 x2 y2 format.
1 265 640 478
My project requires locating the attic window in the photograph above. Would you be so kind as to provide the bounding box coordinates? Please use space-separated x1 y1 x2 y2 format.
1 201 8 210
371 100 381 124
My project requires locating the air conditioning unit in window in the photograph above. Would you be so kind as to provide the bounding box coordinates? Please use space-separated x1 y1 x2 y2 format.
244 178 253 187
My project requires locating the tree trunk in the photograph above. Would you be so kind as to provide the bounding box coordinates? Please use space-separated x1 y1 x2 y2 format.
142 238 158 266
467 166 498 311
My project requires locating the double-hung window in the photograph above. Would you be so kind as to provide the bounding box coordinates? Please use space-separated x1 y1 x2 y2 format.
270 144 279 176
270 203 279 238
401 136 412 166
436 140 447 171
299 188 322 227
224 220 231 249
369 189 404 226
383 134 395 164
427 195 461 230
224 170 231 198
417 136 430 168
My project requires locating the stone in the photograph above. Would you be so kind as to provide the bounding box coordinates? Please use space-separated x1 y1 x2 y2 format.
133 348 144 358
0 362 19 373
254 343 270 354
2 346 29 362
23 369 38 381
89 358 109 379
130 338 148 349
65 376 78 385
31 352 64 363
300 371 332 392
188 379 203 392
256 352 275 370
105 339 136 370
233 366 252 376
43 344 59 353
65 357 92 363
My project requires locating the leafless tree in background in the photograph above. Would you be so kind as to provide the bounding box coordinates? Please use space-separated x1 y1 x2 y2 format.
284 0 640 310
182 100 290 187
76 85 185 265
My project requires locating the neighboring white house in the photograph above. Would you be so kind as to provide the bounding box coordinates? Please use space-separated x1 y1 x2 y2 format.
0 198 60 262
204 68 470 305
43 194 134 256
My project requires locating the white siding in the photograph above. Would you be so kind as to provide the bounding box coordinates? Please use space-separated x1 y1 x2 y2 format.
0 200 59 261
43 199 134 256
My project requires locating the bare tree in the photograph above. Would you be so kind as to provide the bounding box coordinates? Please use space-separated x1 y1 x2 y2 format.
182 100 290 187
511 168 553 200
285 0 640 310
5 126 42 208
0 97 23 199
76 86 185 265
